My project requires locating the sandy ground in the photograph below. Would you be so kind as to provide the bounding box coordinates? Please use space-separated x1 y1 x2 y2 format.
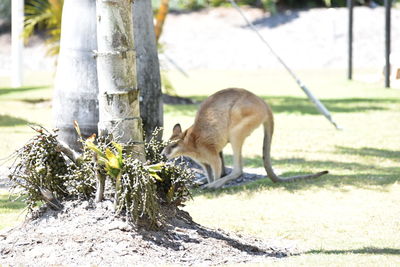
160 6 400 70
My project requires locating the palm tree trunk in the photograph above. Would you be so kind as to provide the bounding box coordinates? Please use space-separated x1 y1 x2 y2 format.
95 0 145 160
53 0 98 152
133 0 163 142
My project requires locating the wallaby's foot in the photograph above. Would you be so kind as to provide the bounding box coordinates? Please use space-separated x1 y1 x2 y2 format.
203 179 226 189
203 171 243 189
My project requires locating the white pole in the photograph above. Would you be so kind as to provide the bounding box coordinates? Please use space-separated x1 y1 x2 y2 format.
229 0 342 130
11 0 24 88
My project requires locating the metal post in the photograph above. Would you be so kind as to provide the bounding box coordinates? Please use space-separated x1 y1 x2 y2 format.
347 0 353 80
384 0 391 88
11 0 24 88
228 0 342 130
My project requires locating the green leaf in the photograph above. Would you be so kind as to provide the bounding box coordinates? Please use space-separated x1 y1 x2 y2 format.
109 156 121 170
111 142 124 167
105 148 115 160
23 0 63 56
104 162 111 173
147 162 165 172
112 142 123 156
150 173 163 182
97 157 108 166
108 168 120 179
85 140 105 158
105 149 121 169
145 163 165 181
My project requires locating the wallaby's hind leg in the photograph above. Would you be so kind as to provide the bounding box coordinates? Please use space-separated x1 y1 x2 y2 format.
201 152 222 184
207 127 251 188
219 151 227 177
205 115 261 189
201 163 214 184
205 136 244 189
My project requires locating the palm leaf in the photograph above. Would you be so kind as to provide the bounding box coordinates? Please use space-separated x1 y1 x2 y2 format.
112 142 123 156
23 0 63 56
85 140 106 159
145 163 165 181
147 163 165 172
23 12 52 39
105 149 121 169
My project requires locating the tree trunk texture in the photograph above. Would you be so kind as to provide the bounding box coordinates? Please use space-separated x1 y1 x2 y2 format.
96 0 145 161
133 0 163 142
53 0 99 151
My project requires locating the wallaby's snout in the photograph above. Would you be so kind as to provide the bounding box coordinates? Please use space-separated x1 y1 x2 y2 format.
160 146 170 158
162 123 184 159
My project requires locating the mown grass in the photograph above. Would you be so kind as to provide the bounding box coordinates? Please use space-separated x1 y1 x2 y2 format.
1 69 400 265
0 189 26 230
165 69 400 266
0 74 53 160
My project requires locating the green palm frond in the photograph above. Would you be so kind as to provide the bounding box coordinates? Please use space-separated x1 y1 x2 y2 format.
23 0 63 56
23 12 52 39
323 0 332 7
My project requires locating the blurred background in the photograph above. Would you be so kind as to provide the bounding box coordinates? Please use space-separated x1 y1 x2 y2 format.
1 0 399 86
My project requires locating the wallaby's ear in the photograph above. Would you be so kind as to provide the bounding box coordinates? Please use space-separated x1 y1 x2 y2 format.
173 123 182 135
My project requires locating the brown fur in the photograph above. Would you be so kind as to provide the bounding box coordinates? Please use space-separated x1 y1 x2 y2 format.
162 88 328 189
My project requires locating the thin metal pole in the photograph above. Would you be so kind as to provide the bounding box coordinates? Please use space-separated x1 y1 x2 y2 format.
347 0 353 80
228 0 341 130
11 0 24 88
384 0 391 88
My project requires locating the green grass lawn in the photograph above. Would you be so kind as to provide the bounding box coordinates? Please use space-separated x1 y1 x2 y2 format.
0 189 26 230
1 69 399 265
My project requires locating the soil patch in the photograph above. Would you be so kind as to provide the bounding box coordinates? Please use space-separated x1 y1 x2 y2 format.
0 200 297 266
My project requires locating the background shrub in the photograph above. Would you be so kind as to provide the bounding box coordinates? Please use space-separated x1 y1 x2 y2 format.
0 0 11 33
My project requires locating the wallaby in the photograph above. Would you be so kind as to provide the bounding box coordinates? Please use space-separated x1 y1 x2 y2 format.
162 88 328 189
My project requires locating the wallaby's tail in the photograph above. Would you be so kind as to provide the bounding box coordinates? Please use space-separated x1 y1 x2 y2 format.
262 120 328 183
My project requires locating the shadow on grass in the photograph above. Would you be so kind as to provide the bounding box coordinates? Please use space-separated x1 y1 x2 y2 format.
225 154 390 172
336 146 400 160
0 86 46 96
264 96 400 115
20 98 50 104
164 96 400 117
193 146 400 197
0 114 31 127
249 10 300 29
307 247 400 255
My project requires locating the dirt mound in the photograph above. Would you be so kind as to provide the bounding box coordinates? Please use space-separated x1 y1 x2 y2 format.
0 200 297 266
